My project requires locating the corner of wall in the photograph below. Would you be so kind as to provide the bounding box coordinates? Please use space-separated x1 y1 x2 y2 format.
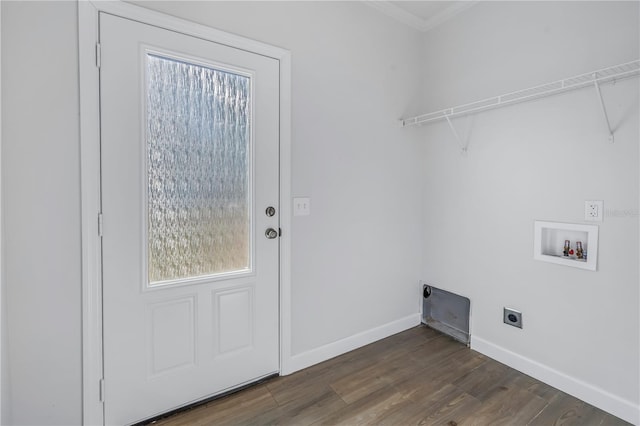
471 336 640 425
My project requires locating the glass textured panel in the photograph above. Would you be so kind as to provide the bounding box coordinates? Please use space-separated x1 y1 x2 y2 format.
146 54 251 284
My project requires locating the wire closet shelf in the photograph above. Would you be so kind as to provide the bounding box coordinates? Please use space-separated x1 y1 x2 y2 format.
400 59 640 127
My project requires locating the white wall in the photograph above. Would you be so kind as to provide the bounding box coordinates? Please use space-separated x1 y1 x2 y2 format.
129 1 426 363
3 1 637 424
2 1 82 424
2 1 424 423
418 1 639 423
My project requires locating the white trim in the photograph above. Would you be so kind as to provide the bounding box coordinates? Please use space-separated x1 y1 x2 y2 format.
471 336 640 425
637 60 640 426
78 2 292 425
362 1 425 32
278 52 293 376
284 314 420 375
78 2 104 423
362 1 478 32
421 1 478 33
89 1 288 60
0 1 3 422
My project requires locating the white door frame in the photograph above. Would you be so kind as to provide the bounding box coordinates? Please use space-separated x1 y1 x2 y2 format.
0 3 3 423
78 2 292 424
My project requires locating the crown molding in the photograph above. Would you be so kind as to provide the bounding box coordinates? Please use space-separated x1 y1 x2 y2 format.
364 1 478 32
363 1 426 31
422 1 478 32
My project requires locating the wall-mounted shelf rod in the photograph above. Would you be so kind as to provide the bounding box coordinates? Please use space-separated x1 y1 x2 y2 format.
400 59 639 132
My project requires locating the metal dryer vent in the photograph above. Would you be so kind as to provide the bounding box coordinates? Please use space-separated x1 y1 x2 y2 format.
422 284 471 345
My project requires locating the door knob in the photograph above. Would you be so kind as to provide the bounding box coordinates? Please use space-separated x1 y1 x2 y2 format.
265 228 278 239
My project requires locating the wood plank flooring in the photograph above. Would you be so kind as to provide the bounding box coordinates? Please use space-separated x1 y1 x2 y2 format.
149 326 629 426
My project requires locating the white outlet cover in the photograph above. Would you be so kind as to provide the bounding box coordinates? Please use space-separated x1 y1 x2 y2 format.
584 200 604 222
293 197 310 216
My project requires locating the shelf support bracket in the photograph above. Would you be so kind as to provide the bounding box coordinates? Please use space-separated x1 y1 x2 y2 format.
593 73 614 143
445 115 468 154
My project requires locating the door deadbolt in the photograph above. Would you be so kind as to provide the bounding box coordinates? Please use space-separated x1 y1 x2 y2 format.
265 228 278 239
265 206 276 217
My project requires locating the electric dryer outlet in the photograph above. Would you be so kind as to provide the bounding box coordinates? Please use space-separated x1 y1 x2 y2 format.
503 308 523 329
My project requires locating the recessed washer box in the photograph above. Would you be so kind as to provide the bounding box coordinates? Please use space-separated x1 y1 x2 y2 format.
534 221 599 271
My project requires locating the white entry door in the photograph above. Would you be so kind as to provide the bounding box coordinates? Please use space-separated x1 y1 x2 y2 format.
99 13 280 425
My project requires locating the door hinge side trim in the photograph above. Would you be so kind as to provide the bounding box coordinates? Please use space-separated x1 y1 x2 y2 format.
98 213 103 237
96 42 102 68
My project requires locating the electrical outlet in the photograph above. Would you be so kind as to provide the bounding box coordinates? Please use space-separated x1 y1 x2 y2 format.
293 197 310 216
585 200 604 222
503 308 523 329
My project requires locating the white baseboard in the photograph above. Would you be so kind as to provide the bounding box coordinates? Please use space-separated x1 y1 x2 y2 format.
471 336 640 425
282 314 421 375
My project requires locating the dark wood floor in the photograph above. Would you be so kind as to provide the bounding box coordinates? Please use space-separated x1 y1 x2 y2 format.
150 326 629 426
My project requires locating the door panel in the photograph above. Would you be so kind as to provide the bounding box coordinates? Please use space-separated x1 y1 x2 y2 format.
213 286 254 356
148 297 196 377
100 13 279 425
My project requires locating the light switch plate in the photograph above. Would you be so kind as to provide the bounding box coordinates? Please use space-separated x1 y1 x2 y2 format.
293 197 310 216
585 200 604 222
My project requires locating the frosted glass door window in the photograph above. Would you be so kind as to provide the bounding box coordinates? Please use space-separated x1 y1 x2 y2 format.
146 54 251 285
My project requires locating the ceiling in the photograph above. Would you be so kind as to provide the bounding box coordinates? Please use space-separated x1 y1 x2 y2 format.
364 1 478 32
